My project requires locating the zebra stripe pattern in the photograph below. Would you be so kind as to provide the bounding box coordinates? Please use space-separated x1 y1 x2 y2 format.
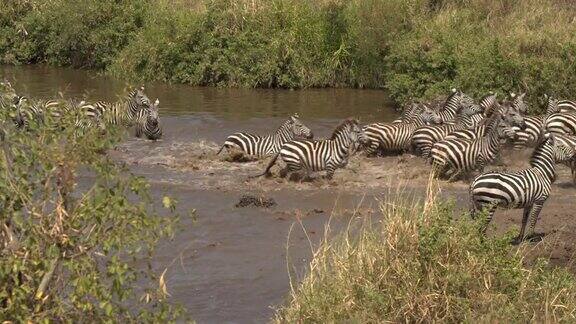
470 134 575 241
256 119 366 179
431 107 518 178
544 111 576 136
135 98 163 140
363 104 442 155
411 113 481 158
218 114 313 157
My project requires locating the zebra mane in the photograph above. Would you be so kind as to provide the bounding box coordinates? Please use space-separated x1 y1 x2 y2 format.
330 118 358 140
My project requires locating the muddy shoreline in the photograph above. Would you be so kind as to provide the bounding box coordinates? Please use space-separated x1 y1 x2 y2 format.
116 133 576 323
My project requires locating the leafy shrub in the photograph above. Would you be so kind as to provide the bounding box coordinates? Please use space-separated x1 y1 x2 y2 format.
2 0 576 111
0 91 183 321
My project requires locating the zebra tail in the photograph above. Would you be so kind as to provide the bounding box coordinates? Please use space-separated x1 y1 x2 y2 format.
250 152 280 178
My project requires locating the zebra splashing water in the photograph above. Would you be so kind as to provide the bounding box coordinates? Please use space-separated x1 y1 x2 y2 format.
217 114 313 158
470 134 575 242
253 118 367 180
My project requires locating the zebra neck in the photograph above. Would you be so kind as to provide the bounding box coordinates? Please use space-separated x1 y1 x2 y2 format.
331 136 353 158
531 145 556 182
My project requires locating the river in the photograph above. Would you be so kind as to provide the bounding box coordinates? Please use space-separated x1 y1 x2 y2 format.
1 65 400 323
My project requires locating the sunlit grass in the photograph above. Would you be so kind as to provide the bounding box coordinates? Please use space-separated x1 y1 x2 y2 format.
275 176 576 322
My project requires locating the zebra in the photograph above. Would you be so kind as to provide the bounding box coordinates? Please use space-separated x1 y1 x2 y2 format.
13 96 45 129
411 111 481 158
362 104 442 155
479 92 498 117
544 110 576 137
553 133 576 183
510 95 561 149
436 89 476 123
543 94 576 113
87 86 152 129
391 101 422 123
135 98 162 140
253 118 367 180
217 114 313 157
469 134 575 242
430 106 519 179
441 104 525 142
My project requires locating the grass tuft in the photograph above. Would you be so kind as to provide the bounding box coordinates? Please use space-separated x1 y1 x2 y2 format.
275 178 576 322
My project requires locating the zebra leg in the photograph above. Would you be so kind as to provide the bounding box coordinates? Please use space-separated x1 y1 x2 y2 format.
514 206 531 244
480 204 498 236
523 201 545 242
325 165 335 180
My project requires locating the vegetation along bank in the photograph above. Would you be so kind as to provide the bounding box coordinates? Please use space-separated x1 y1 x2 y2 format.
2 0 576 110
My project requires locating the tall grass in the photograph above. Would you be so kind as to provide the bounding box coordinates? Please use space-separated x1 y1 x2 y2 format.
1 0 576 109
275 179 576 322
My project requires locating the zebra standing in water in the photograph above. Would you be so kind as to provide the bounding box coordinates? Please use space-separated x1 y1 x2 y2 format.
470 134 575 242
135 98 162 140
97 86 152 127
253 118 366 180
217 114 313 158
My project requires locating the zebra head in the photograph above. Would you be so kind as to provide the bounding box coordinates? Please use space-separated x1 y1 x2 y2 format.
544 95 560 115
420 104 443 125
460 103 483 117
546 133 576 163
479 92 498 114
131 86 151 108
501 104 526 130
148 99 160 124
288 114 313 139
331 118 365 155
509 92 527 114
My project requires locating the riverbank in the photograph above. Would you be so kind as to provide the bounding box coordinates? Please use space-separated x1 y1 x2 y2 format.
2 0 575 109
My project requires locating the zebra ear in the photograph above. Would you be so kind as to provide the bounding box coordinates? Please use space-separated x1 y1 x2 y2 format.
518 93 526 100
451 88 457 93
154 98 160 107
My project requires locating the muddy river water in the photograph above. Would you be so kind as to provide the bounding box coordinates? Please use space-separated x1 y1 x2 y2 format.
4 65 576 323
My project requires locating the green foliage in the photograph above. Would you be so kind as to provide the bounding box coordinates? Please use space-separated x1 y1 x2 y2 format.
2 0 576 111
275 190 576 322
0 89 183 321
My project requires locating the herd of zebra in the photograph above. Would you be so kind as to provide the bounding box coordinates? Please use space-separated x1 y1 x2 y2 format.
0 81 162 140
218 89 576 242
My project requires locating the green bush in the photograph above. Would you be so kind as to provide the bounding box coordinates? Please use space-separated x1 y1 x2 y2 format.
1 0 576 111
0 89 183 321
275 183 576 322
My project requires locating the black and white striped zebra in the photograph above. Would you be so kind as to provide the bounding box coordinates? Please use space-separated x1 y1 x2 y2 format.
479 92 498 117
217 114 313 157
510 95 560 149
554 134 576 183
469 134 575 242
362 104 442 155
254 118 366 180
441 104 525 142
430 106 519 179
544 111 576 136
436 89 475 122
135 98 162 140
391 101 422 123
411 112 481 158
